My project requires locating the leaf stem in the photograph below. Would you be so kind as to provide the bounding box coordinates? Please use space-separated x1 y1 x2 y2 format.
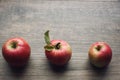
44 30 54 51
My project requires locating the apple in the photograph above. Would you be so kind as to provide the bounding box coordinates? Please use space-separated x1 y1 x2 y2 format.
88 42 112 68
2 37 31 67
44 30 72 66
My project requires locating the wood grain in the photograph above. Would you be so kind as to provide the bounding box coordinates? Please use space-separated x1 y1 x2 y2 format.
0 0 120 80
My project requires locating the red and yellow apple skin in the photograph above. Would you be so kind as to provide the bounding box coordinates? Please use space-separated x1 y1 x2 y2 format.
45 40 72 66
2 37 31 67
88 42 112 68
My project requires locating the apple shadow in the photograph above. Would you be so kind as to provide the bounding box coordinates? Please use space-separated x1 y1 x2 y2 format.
48 61 69 73
87 59 109 78
7 60 30 77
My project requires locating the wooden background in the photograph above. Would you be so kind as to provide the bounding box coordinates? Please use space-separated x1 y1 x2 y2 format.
0 0 120 80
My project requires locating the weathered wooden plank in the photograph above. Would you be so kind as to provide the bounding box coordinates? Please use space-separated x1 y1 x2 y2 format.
0 0 120 80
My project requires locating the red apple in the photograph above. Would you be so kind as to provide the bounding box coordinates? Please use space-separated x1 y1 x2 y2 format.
88 42 112 68
2 37 31 67
44 30 72 66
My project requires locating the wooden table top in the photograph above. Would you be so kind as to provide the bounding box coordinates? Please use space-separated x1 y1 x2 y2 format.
0 0 120 80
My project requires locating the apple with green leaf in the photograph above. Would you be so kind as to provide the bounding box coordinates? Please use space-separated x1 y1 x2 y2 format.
44 30 72 66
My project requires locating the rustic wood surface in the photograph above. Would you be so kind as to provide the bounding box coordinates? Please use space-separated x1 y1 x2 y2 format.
0 0 120 80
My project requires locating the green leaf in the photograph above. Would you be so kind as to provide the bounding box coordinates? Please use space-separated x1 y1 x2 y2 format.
44 45 54 51
44 30 51 45
44 30 54 51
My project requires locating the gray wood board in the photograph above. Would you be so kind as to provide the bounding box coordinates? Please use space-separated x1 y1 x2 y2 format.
0 0 120 80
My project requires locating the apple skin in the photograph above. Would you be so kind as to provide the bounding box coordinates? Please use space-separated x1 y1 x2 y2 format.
88 42 112 68
2 37 31 67
45 40 72 66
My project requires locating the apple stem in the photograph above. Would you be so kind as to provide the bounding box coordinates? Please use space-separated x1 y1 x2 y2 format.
11 42 17 49
55 42 61 49
96 45 102 51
